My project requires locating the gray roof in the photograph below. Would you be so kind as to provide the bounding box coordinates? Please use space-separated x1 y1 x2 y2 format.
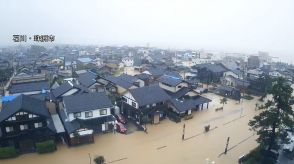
51 114 65 133
9 81 49 94
231 69 243 76
77 71 97 87
59 109 80 134
129 85 170 107
157 75 183 87
0 95 50 122
63 92 113 113
170 96 212 112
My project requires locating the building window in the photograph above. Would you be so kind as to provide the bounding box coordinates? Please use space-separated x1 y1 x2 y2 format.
100 109 107 115
7 116 16 121
34 122 43 128
132 101 136 108
20 124 28 131
122 97 127 102
5 126 14 133
74 112 81 118
29 114 37 118
85 111 93 118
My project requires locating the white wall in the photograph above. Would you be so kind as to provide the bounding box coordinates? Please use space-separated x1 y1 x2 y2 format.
123 92 138 108
224 71 241 79
68 108 111 122
159 82 188 93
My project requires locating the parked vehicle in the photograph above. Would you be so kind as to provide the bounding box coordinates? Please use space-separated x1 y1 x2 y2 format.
116 122 127 134
115 114 127 124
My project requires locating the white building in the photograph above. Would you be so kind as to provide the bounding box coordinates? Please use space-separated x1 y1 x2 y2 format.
122 57 134 67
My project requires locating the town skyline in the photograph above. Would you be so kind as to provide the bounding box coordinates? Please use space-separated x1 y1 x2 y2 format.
1 0 294 62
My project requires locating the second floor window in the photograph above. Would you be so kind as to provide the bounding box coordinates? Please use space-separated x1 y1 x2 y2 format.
85 111 93 118
74 112 81 118
122 97 127 102
132 101 136 108
20 124 28 131
100 109 107 115
5 126 14 133
34 122 43 128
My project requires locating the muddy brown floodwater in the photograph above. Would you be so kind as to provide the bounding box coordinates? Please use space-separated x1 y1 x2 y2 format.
2 93 260 164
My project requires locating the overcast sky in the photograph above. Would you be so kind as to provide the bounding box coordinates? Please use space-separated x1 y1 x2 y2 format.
1 0 294 59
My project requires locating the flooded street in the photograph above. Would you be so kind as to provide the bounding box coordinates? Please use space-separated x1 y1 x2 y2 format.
2 93 260 164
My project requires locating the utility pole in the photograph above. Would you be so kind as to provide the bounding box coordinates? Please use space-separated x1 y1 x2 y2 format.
182 123 186 140
224 137 230 154
88 153 91 164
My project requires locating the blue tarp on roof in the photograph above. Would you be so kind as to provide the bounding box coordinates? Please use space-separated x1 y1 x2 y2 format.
2 95 17 102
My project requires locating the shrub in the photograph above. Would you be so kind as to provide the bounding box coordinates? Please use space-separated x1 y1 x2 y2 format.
0 146 18 159
36 140 56 154
184 115 193 120
242 95 254 100
94 156 105 164
242 146 277 164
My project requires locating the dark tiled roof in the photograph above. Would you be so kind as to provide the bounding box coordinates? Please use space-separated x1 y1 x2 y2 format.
9 81 49 94
0 95 50 122
63 92 113 113
105 74 138 89
170 96 212 112
135 73 151 80
29 94 46 101
165 87 192 99
129 85 170 107
146 67 181 78
196 63 228 73
77 71 97 87
235 78 250 87
52 81 88 98
157 75 183 87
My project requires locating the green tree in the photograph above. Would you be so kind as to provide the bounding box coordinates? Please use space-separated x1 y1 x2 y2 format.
220 97 228 107
249 77 294 152
94 156 105 164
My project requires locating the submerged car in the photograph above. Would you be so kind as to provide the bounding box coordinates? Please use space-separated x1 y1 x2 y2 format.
116 122 127 134
115 113 127 124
